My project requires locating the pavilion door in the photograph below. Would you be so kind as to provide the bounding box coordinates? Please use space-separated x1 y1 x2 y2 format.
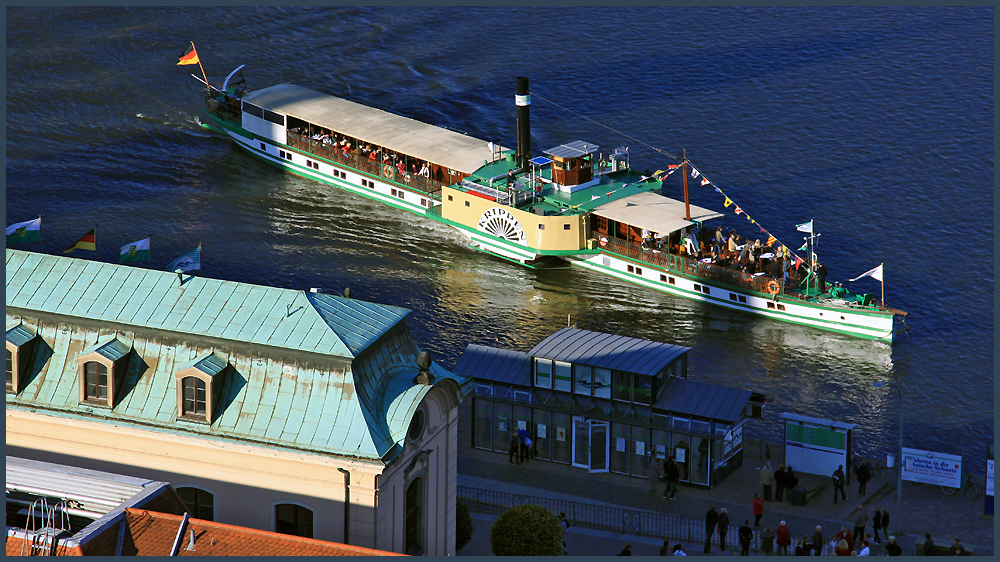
572 416 610 472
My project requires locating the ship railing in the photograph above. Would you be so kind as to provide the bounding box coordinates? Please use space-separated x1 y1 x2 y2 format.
595 236 777 295
286 132 445 199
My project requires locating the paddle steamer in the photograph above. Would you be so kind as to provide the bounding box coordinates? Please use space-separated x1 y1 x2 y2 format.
196 71 907 341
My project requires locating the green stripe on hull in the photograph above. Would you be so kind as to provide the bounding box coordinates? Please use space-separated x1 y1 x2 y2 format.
571 257 893 341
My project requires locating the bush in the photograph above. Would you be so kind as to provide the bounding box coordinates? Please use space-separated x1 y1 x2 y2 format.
490 504 563 556
456 499 473 552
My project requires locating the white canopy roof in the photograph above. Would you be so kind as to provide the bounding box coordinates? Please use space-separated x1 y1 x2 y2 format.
243 84 503 175
592 191 723 234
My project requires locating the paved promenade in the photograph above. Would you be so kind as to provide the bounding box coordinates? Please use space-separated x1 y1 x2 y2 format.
455 442 993 556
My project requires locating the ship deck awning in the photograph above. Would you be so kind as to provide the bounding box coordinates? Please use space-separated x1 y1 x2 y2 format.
242 84 504 175
591 191 724 234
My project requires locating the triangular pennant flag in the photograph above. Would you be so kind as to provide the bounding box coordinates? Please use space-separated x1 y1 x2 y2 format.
759 226 766 233
700 177 709 186
691 168 700 179
724 197 732 208
798 242 808 251
746 213 752 221
734 206 743 215
849 264 883 282
667 164 679 170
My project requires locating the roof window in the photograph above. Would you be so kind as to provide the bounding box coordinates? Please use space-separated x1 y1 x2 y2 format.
175 352 229 423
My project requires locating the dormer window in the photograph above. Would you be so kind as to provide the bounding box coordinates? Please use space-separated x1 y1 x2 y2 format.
6 324 37 394
175 352 228 423
77 337 131 408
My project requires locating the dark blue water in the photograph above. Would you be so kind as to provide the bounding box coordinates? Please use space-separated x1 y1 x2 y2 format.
5 7 994 473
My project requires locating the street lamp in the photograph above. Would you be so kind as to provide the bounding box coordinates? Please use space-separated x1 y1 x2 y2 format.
874 381 903 519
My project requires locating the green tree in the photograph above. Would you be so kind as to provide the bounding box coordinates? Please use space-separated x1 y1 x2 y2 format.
456 499 474 552
490 504 563 556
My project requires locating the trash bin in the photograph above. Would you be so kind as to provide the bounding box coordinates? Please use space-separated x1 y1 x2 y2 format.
791 486 807 507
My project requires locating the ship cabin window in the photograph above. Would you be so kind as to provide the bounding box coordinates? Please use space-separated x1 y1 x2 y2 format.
738 295 747 303
694 284 702 292
767 302 776 309
594 215 608 234
539 224 545 230
730 293 737 301
465 201 470 207
564 224 571 230
777 304 785 311
242 102 263 118
448 195 454 201
260 142 266 151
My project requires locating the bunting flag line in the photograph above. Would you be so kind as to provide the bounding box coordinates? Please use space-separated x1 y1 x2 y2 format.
64 227 97 253
849 263 883 282
119 237 151 264
6 217 42 244
177 44 200 66
167 243 202 272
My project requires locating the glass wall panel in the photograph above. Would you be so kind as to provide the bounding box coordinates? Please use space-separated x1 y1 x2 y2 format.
512 405 533 458
612 371 631 401
631 426 651 477
573 417 590 467
473 398 494 450
551 412 573 464
553 361 572 392
633 374 652 405
673 436 691 482
532 409 552 461
573 364 593 396
493 402 513 453
593 368 612 399
610 422 631 474
534 359 552 389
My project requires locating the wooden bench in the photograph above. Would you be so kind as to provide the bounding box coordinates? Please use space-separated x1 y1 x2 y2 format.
914 540 974 556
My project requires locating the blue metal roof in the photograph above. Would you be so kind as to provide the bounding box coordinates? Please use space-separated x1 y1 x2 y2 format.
527 328 689 377
543 140 600 159
5 249 472 462
6 323 36 347
6 249 352 357
452 344 531 386
306 291 411 358
654 377 751 423
80 337 132 362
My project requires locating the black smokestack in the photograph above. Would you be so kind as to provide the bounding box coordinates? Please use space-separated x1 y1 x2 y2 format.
515 76 530 171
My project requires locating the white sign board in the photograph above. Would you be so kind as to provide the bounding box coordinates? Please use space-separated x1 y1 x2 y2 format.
635 441 645 456
901 447 962 488
537 424 547 438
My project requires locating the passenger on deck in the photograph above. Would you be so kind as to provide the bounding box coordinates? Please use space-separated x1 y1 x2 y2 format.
507 169 516 187
419 162 430 177
817 262 829 293
739 240 750 264
751 239 763 262
727 231 738 254
713 226 725 256
369 148 378 160
769 257 782 279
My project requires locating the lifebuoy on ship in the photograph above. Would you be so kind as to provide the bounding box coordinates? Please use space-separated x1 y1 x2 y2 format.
383 163 393 179
766 280 781 295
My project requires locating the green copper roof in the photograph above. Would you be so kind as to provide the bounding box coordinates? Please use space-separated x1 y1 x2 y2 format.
306 291 411 358
177 352 229 378
80 337 132 362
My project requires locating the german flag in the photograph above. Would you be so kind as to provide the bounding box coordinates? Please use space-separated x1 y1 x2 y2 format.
177 44 200 66
64 227 97 253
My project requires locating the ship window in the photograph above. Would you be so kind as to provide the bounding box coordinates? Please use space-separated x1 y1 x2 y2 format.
738 295 747 303
627 265 634 273
448 195 453 201
242 102 263 118
767 302 775 309
693 284 701 291
702 286 710 294
661 274 668 282
539 224 545 230
669 276 676 285
263 109 285 126
391 189 397 196
777 304 785 311
564 224 571 230
259 143 265 150
730 293 737 301
465 201 470 207
421 198 427 206
635 267 642 275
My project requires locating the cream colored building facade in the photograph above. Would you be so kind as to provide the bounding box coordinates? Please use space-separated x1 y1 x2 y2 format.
6 249 471 555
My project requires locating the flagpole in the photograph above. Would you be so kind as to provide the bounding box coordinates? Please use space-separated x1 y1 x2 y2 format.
191 41 210 92
681 149 691 221
880 262 885 308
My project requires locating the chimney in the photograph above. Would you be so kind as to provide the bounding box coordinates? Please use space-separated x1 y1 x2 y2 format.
515 76 531 171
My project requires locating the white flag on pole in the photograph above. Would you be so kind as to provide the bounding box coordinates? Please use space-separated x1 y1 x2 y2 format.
795 220 813 234
849 264 883 282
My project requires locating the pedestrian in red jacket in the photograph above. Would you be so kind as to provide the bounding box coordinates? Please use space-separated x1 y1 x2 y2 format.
776 521 791 556
752 493 764 526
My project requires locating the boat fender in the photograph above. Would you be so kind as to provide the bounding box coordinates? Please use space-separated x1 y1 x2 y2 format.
766 280 780 295
383 163 393 179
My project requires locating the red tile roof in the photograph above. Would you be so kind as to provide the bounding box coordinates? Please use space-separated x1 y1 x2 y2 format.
118 508 406 556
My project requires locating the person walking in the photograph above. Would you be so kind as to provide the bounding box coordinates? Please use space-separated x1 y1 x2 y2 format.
761 462 774 501
739 520 753 556
774 465 787 502
871 508 883 544
704 507 719 553
559 512 570 555
832 464 848 504
856 460 871 496
776 520 791 556
508 432 520 464
663 456 680 500
853 506 868 546
760 526 776 556
752 492 764 526
810 525 824 556
921 533 935 556
879 508 889 541
783 466 799 499
717 508 730 551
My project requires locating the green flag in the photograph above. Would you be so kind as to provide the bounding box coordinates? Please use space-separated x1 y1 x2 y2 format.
6 217 41 244
119 237 151 264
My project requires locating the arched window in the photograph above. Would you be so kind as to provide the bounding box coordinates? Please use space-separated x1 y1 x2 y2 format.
181 377 207 417
176 487 214 521
83 361 108 401
274 503 313 538
405 477 424 555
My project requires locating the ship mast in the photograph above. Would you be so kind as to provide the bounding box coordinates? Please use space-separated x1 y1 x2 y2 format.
681 148 691 220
